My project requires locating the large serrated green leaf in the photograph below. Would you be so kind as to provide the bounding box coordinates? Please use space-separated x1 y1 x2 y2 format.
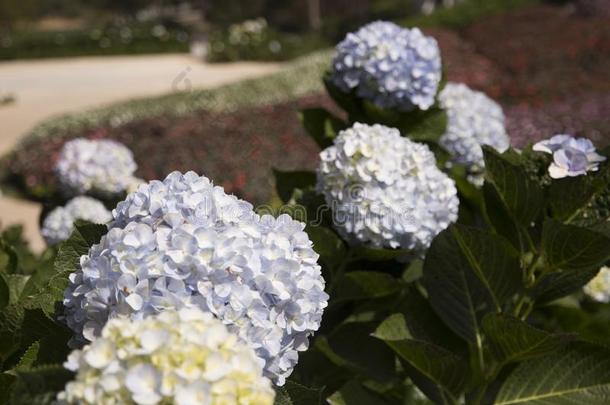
334 271 401 303
482 314 573 365
382 339 469 397
9 364 73 405
21 222 106 317
274 380 323 405
423 224 521 342
532 266 600 303
483 147 544 226
299 107 346 150
327 380 390 405
541 220 610 272
495 342 610 404
273 169 317 203
13 341 40 371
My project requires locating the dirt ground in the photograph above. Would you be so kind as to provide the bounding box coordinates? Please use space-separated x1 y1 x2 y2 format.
0 53 280 252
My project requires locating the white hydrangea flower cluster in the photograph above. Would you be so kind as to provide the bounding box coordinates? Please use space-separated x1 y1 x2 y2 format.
55 138 138 196
41 196 112 246
583 266 610 303
330 21 442 111
57 308 275 405
438 82 510 186
533 134 606 179
316 123 459 253
63 171 328 385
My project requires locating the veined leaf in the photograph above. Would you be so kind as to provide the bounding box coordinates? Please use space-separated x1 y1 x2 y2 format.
483 146 544 226
273 169 316 203
423 224 521 342
334 271 401 302
14 341 40 371
541 220 610 272
382 339 469 397
495 342 610 404
327 380 390 405
274 380 323 405
532 266 600 303
306 225 346 271
482 314 573 365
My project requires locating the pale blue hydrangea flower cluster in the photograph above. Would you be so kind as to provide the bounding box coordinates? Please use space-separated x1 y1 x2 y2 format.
330 21 442 111
55 138 138 196
583 266 610 303
438 82 510 186
533 134 606 179
316 123 459 253
41 196 112 246
57 308 275 405
63 171 328 385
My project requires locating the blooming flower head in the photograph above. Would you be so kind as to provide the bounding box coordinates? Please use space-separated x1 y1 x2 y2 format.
533 134 606 179
316 123 459 253
57 308 275 405
63 171 328 385
55 138 138 196
330 21 442 111
583 266 610 303
438 82 510 186
41 196 112 246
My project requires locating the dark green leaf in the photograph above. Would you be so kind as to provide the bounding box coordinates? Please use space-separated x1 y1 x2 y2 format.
532 267 600 303
21 222 106 317
381 339 469 396
14 341 40 371
327 380 390 405
8 364 73 405
306 225 346 271
323 74 364 120
397 107 448 144
549 164 610 222
541 220 610 271
0 373 17 404
0 238 18 274
335 271 401 302
299 108 346 150
327 322 395 381
354 247 406 262
0 273 9 310
275 380 323 405
273 169 317 203
423 225 521 342
483 146 544 226
482 314 572 365
6 275 29 305
495 342 610 404
373 313 410 341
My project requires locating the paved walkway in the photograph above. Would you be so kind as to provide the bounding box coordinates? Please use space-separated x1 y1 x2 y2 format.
0 54 280 252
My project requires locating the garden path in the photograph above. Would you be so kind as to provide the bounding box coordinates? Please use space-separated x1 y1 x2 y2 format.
0 53 280 252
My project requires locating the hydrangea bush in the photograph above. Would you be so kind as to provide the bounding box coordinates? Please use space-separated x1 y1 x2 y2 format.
56 138 138 197
63 171 328 386
316 122 458 253
2 21 610 405
57 308 275 405
41 196 112 246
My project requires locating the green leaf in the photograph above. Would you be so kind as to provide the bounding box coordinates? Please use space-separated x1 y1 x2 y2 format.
299 107 346 149
532 266 600 303
6 275 29 305
423 225 521 342
495 342 610 404
21 222 106 317
483 146 544 226
353 247 406 262
0 238 18 274
397 107 448 144
14 341 40 371
8 364 73 405
0 373 17 404
0 273 9 310
548 164 610 222
334 271 401 302
541 220 610 272
380 339 469 397
275 380 323 405
373 313 410 341
327 322 396 381
482 314 573 365
327 380 390 405
306 225 346 271
273 169 317 203
323 74 364 120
